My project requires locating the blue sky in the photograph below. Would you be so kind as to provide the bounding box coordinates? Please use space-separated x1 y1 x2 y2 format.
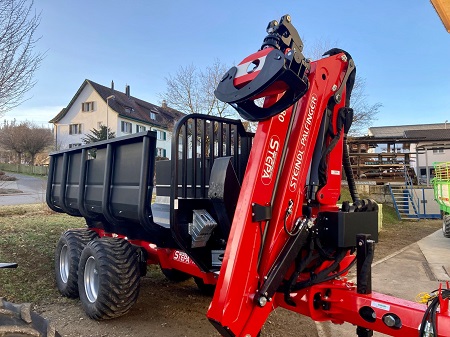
7 0 450 132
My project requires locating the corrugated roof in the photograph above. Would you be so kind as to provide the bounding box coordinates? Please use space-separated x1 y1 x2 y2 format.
368 123 448 137
49 79 184 129
404 128 450 140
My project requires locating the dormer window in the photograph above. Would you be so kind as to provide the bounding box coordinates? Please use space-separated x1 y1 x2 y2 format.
82 101 95 112
124 106 134 113
150 109 158 120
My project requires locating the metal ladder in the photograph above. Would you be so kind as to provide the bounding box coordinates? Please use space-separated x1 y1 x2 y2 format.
388 167 420 220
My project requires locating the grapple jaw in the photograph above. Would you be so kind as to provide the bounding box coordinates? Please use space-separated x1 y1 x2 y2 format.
214 14 310 121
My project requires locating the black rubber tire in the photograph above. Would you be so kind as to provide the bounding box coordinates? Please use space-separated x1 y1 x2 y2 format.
0 297 61 336
194 277 216 296
54 229 98 298
160 267 191 282
78 237 140 320
443 214 450 238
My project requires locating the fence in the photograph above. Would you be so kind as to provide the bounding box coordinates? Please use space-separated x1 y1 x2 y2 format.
0 163 49 175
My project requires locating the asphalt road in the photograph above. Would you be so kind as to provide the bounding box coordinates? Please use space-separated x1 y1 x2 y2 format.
0 172 47 206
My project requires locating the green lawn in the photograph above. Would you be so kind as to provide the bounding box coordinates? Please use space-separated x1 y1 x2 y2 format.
0 205 85 303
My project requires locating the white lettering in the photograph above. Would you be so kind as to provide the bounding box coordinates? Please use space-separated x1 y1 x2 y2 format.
261 136 280 185
289 94 318 192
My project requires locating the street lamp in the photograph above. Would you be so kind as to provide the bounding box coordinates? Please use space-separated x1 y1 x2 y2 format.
106 95 115 140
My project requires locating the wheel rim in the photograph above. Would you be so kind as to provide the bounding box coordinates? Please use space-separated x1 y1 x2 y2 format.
84 256 99 303
59 244 69 283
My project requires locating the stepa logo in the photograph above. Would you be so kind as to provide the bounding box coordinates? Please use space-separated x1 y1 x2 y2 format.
261 135 280 185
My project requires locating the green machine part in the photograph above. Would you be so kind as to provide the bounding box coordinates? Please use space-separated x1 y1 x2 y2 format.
432 161 450 214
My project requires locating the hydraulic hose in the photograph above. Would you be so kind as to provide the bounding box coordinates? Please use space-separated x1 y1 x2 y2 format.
343 135 361 205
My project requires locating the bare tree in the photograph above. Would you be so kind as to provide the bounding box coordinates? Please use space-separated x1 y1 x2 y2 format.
0 120 27 163
22 122 53 164
0 120 52 164
304 39 382 135
160 59 236 118
0 0 44 117
347 77 382 135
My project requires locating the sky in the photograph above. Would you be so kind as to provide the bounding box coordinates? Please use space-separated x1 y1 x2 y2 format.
5 0 450 132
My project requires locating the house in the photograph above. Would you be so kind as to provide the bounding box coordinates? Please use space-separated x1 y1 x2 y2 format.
348 122 450 184
49 79 184 158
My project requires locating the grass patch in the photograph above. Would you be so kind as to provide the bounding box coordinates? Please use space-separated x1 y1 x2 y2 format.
0 206 85 303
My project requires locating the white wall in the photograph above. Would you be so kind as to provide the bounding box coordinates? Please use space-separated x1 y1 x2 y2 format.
56 85 114 149
412 143 450 183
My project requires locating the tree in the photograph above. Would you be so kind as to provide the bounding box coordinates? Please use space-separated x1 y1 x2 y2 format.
0 0 44 117
22 122 53 164
0 120 52 164
0 120 27 163
303 39 382 135
160 59 236 118
82 125 115 144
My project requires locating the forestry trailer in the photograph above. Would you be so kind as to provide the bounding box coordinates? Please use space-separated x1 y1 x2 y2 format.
47 14 450 337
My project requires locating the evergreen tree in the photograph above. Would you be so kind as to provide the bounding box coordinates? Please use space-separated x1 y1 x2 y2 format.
82 125 115 144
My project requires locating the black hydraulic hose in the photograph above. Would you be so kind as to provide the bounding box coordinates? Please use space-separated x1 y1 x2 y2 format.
343 135 361 205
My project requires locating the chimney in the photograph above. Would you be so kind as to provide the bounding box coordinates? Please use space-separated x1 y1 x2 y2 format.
125 84 130 97
111 80 114 90
161 99 167 109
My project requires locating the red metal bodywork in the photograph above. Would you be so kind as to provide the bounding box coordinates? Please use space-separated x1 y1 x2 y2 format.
92 229 217 285
206 47 450 336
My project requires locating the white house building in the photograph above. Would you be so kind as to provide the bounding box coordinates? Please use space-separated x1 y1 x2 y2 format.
49 79 184 158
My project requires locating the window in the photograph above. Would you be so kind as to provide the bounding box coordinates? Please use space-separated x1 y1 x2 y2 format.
69 143 81 148
124 107 134 113
121 121 132 133
156 148 167 157
150 112 156 120
156 130 166 140
433 148 444 154
69 124 82 135
82 102 95 112
136 125 146 132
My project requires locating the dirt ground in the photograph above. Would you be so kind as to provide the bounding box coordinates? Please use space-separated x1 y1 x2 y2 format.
36 219 442 337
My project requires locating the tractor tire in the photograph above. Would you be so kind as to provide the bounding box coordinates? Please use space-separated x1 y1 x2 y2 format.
55 229 98 298
160 267 191 282
0 298 60 336
443 214 450 238
78 237 140 320
194 277 216 296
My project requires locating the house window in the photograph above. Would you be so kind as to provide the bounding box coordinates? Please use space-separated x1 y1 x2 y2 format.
69 124 82 135
121 121 132 133
156 130 166 140
82 102 95 112
136 125 146 132
69 143 81 148
150 112 156 120
124 107 134 113
156 148 167 157
433 148 444 154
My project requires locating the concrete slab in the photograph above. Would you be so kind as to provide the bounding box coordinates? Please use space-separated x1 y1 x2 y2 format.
316 230 450 336
417 229 450 281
